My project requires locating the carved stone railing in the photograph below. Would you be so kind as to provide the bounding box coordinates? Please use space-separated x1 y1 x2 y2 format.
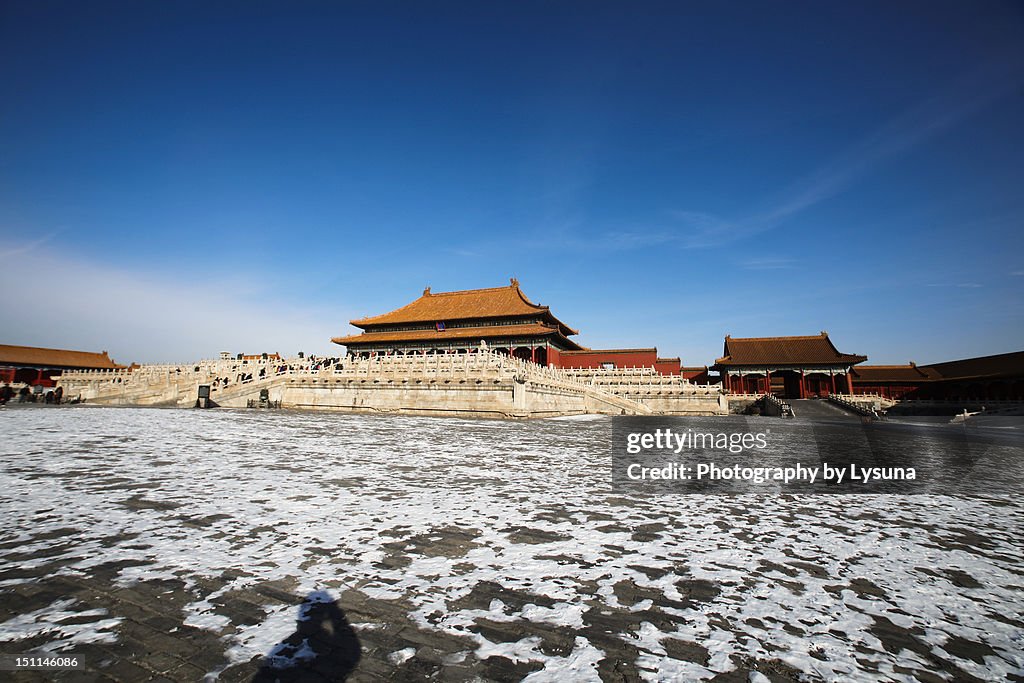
835 393 897 410
59 350 717 415
762 394 794 418
562 367 720 396
892 398 1024 406
828 393 878 417
57 355 317 405
318 351 598 396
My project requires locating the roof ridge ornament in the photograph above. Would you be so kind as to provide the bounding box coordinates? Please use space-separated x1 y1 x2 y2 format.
510 277 519 287
423 286 431 296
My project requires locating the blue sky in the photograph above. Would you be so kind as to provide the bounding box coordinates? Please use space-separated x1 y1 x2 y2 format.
2 1 1022 365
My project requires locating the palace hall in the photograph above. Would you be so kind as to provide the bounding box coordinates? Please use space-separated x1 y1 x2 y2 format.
0 344 124 388
332 279 682 374
711 332 867 399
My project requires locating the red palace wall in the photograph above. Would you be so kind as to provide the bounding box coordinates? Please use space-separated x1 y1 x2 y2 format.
682 367 711 383
654 360 682 375
549 349 681 375
852 384 923 400
0 367 61 387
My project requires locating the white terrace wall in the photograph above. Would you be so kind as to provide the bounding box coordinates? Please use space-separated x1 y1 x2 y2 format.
237 376 589 419
59 351 727 418
565 368 726 415
57 357 314 407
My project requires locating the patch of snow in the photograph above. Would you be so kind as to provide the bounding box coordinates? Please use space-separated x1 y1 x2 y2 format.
0 409 1021 680
388 647 416 665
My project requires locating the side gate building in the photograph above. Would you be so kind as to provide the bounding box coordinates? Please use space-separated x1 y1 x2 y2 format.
711 332 867 399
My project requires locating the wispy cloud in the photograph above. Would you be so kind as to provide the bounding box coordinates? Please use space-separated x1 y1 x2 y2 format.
446 247 481 258
662 211 735 250
739 257 797 271
596 230 680 249
0 252 353 364
0 233 56 259
660 57 1024 250
926 282 983 288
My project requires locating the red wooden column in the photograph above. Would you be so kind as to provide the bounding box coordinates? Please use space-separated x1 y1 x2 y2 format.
725 373 732 393
846 372 854 395
765 370 772 396
800 370 806 399
530 347 536 364
830 373 837 395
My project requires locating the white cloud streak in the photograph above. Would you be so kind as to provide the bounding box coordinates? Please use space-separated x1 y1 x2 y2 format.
739 257 796 271
2 250 351 364
666 57 1024 249
0 233 55 259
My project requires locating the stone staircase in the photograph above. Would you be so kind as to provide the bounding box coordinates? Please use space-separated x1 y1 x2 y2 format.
790 398 861 419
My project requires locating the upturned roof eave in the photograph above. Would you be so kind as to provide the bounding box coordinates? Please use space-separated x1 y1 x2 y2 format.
712 355 867 368
332 323 583 350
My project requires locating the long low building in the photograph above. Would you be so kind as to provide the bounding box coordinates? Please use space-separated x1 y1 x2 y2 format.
0 344 124 387
851 351 1024 401
555 349 681 375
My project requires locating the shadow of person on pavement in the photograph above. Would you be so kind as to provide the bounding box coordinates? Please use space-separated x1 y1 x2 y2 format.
252 590 361 682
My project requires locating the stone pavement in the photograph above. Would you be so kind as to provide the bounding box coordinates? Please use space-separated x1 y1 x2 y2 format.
2 408 1022 682
3 544 813 683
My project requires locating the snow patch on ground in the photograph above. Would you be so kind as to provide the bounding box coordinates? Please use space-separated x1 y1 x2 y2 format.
1 408 1022 680
0 598 122 653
